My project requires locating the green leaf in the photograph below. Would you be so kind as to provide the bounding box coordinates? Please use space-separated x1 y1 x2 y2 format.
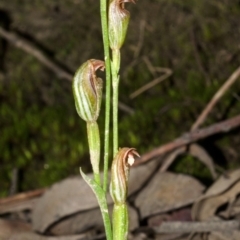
80 168 112 240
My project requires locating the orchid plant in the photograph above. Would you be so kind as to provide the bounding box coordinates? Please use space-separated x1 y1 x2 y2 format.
72 0 138 240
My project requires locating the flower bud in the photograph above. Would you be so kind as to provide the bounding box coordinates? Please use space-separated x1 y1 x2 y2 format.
108 0 135 50
110 148 140 204
73 59 105 122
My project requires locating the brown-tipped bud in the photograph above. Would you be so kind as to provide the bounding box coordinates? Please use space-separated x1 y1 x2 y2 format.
73 59 105 122
110 148 140 204
108 0 135 50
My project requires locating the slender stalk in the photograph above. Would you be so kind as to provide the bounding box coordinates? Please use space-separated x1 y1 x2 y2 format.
112 203 128 240
100 0 112 193
112 76 119 156
87 122 101 185
111 49 121 156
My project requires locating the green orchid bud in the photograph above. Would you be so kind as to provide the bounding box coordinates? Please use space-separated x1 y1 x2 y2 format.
108 0 135 50
110 148 140 204
73 59 105 122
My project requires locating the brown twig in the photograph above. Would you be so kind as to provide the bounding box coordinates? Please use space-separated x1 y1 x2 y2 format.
0 26 73 81
159 147 186 172
0 26 134 114
0 198 38 214
191 65 240 131
143 56 157 77
130 57 172 99
8 232 105 240
0 188 46 205
0 188 46 214
134 114 240 166
159 65 240 173
151 220 239 233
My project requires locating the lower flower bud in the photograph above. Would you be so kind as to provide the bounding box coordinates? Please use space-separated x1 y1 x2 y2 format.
110 148 140 204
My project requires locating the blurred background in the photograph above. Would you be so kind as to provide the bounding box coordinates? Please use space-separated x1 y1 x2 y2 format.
0 0 240 197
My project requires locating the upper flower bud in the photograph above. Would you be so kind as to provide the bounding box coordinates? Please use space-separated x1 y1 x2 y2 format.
110 148 140 204
73 59 105 122
108 0 135 50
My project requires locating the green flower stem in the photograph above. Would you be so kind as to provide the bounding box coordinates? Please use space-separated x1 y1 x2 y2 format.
87 121 101 185
112 203 128 240
100 0 112 193
111 49 121 156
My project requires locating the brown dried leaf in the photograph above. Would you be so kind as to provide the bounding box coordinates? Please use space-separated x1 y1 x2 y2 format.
8 232 89 240
0 219 31 240
219 196 240 218
135 172 205 218
129 159 159 195
32 175 108 233
32 160 158 233
189 144 217 179
192 169 240 220
159 144 217 180
160 147 186 173
49 204 138 235
209 231 240 240
192 181 240 221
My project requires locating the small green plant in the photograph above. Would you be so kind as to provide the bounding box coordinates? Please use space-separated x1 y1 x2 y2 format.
72 0 138 239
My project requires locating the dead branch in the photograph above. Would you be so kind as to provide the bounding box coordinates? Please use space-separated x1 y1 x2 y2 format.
7 232 104 240
134 114 240 166
0 26 134 114
0 188 46 214
0 26 72 81
191 65 240 131
0 188 45 205
130 56 172 99
151 220 239 233
0 198 38 214
159 64 240 174
130 69 172 99
159 147 186 172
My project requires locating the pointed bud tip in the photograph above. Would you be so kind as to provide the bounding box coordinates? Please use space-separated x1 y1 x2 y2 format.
119 0 136 4
90 59 105 72
124 0 136 4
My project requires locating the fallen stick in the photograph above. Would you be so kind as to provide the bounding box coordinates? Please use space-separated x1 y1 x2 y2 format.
0 188 46 214
0 188 46 205
0 26 134 114
158 66 240 174
0 26 72 81
151 220 239 233
191 65 240 131
130 56 172 99
0 198 39 214
8 232 104 240
134 114 240 166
